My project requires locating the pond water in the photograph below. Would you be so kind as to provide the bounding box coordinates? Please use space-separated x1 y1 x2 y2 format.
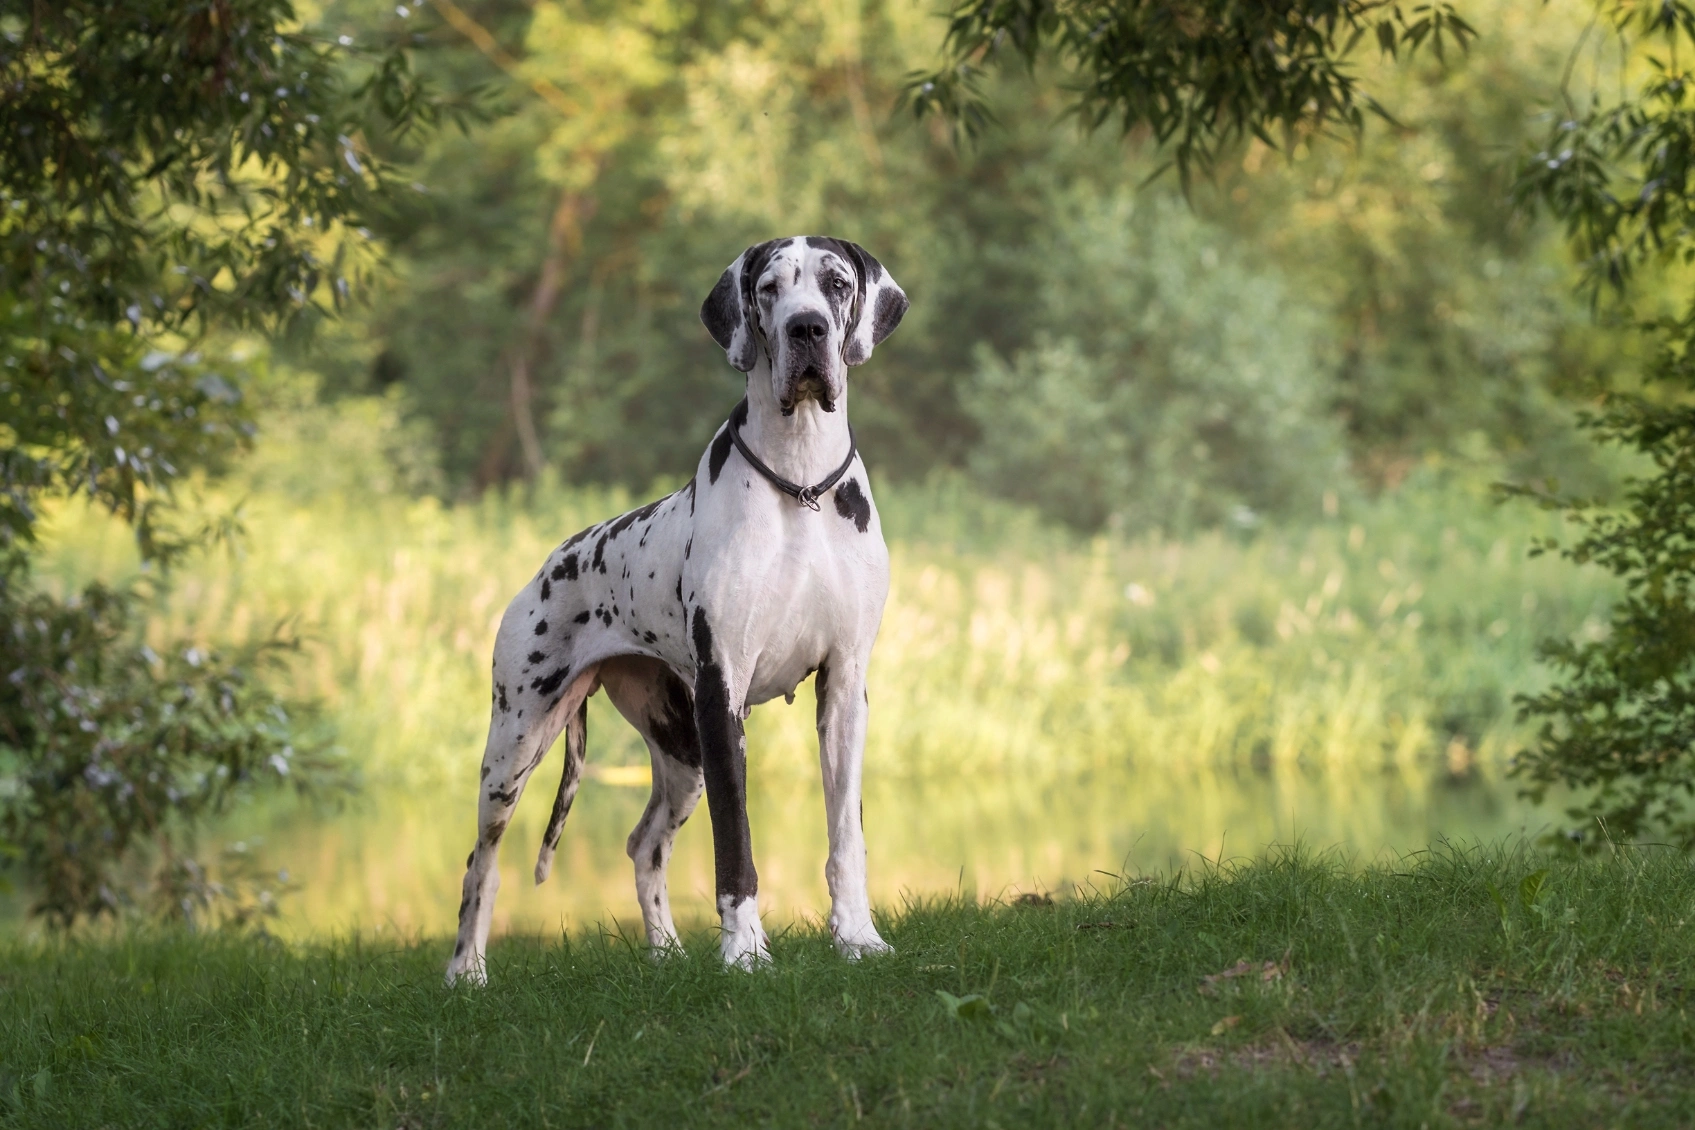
215 749 1554 943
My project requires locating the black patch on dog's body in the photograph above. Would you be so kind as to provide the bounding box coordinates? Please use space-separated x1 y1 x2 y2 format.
554 554 578 582
815 661 830 733
592 532 611 574
527 650 545 665
574 610 592 624
708 399 749 484
605 499 661 543
534 619 548 636
531 664 573 697
834 479 871 532
540 578 551 601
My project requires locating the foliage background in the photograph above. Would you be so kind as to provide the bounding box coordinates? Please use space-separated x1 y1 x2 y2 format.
305 0 1624 525
6 0 1680 925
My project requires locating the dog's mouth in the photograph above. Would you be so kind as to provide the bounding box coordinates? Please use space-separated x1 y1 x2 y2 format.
779 364 836 415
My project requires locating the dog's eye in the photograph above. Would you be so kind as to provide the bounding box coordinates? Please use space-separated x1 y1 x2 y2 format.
831 278 849 291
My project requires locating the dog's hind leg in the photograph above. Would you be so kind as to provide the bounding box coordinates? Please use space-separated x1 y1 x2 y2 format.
446 666 600 986
599 656 705 951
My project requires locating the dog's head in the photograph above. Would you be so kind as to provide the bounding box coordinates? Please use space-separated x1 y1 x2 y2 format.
699 236 908 414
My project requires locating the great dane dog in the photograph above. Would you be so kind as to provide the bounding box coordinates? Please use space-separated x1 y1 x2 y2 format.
445 237 908 983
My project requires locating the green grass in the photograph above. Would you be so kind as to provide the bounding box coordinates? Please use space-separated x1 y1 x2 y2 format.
4 846 1692 1128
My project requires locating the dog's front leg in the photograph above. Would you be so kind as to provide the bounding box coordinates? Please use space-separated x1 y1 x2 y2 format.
691 615 768 968
815 658 890 958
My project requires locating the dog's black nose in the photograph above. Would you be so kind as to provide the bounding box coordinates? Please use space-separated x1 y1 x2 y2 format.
786 311 828 342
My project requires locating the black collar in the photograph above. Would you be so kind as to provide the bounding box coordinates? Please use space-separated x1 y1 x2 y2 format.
727 404 857 511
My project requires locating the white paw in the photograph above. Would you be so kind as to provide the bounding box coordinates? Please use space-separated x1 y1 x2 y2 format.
444 946 487 987
831 919 892 959
718 895 770 969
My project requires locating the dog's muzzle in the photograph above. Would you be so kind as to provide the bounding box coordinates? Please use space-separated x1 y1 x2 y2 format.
779 311 837 414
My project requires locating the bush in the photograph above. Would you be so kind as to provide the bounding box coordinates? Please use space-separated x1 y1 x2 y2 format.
964 190 1346 533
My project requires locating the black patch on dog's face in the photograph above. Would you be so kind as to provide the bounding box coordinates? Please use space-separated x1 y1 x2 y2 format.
833 478 871 533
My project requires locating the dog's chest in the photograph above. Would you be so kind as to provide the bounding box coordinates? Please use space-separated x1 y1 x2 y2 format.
689 483 888 705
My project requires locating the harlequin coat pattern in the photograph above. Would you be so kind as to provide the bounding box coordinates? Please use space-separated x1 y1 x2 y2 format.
445 237 908 982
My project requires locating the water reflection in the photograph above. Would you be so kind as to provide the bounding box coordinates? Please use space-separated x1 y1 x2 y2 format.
223 755 1551 942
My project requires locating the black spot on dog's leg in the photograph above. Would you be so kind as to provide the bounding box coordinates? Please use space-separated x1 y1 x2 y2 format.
834 479 871 533
648 667 702 768
650 844 663 870
692 609 757 905
496 683 509 713
531 664 574 697
480 765 489 780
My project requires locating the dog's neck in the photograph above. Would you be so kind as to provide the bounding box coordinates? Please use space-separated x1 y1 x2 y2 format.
740 359 854 487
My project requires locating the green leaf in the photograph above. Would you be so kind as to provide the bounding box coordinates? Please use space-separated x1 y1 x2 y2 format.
935 990 994 1021
1519 869 1551 913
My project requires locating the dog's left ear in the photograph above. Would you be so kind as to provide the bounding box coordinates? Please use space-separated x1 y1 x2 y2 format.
700 244 768 373
837 242 908 367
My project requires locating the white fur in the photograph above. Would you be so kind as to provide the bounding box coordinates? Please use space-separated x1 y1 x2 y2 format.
444 238 905 984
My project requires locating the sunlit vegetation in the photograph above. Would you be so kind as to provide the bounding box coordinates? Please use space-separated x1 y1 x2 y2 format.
16 391 1613 936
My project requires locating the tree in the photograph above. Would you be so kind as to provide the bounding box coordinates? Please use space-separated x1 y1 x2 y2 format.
1508 2 1695 847
0 0 460 923
905 0 1475 184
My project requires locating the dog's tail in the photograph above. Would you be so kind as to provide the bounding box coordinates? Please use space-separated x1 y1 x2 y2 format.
534 698 588 885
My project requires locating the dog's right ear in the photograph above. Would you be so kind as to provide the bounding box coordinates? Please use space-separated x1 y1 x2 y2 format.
700 245 764 373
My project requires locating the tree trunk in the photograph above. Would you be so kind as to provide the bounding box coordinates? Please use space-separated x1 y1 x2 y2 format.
476 189 587 485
